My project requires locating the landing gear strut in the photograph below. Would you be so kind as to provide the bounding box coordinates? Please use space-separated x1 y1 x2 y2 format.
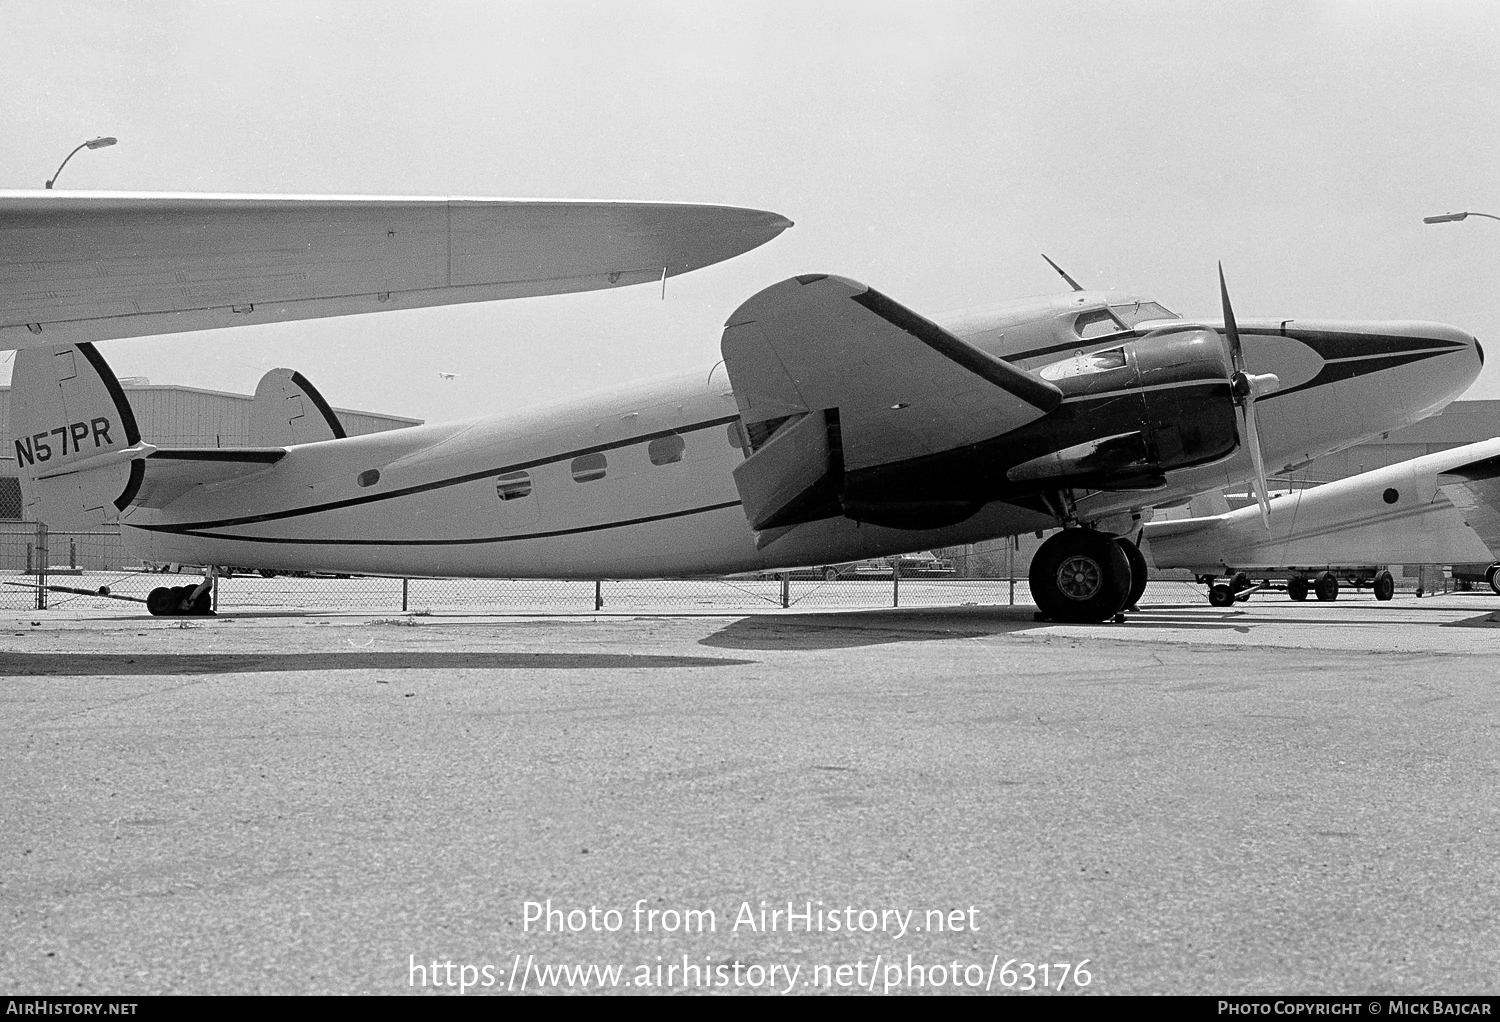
146 568 217 617
1029 529 1133 623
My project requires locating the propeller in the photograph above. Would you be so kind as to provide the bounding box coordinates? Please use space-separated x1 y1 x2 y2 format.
1218 263 1280 530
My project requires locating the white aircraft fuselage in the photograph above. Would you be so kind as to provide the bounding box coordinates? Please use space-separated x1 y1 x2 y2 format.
120 289 1484 579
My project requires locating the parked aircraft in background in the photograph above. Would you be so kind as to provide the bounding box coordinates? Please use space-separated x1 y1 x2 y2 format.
2 192 1485 622
1144 437 1500 605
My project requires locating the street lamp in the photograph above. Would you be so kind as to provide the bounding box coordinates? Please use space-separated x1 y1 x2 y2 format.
44 136 117 190
1423 211 1500 224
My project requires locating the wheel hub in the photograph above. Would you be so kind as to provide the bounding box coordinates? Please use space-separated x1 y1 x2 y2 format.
1055 555 1103 601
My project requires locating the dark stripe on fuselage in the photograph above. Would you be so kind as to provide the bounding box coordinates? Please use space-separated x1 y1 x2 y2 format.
136 413 743 534
132 499 744 547
1260 349 1451 401
999 328 1464 367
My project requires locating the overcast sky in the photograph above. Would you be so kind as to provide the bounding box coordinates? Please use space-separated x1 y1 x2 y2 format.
4 0 1498 423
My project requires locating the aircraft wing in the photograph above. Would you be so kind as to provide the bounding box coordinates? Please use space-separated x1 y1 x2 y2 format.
722 274 1062 471
0 191 792 349
720 274 1062 532
1436 450 1500 554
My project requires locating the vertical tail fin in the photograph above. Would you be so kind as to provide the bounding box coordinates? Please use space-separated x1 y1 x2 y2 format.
250 368 348 446
11 343 155 528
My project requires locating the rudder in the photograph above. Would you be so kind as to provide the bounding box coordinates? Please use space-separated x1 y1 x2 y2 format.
11 343 155 528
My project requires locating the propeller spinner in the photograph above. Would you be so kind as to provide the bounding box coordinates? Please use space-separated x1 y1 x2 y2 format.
1218 263 1280 530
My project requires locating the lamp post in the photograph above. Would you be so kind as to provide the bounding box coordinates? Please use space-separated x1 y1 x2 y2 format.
1423 211 1500 224
44 136 117 190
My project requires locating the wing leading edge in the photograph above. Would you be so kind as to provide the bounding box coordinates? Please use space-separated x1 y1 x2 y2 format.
0 192 793 349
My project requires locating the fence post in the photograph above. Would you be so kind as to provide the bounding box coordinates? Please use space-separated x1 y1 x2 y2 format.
892 560 900 608
402 578 409 612
35 522 48 611
780 573 790 609
25 542 32 575
594 580 604 610
1008 535 1016 606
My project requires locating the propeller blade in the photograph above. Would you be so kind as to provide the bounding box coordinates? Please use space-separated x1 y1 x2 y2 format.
1218 262 1244 374
1241 395 1273 530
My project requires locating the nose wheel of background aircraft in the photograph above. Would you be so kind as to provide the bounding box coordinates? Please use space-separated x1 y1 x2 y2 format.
1314 571 1339 601
1374 570 1395 601
1029 529 1133 623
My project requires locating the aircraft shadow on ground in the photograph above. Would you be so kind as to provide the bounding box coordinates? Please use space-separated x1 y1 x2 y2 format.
697 604 1377 649
0 652 753 677
699 606 1046 650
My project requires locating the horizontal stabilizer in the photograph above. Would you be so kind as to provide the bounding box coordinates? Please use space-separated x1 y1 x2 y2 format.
0 192 792 349
132 448 287 509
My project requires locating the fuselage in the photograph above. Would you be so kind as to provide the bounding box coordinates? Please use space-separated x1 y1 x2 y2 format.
123 289 1484 578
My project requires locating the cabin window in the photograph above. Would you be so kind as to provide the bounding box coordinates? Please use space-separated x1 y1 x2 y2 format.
571 452 607 482
648 434 685 465
357 469 380 487
1072 308 1128 340
496 470 532 501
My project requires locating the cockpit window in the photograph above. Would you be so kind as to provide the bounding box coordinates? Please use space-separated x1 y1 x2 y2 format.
1108 301 1179 327
1040 347 1129 381
1073 308 1128 339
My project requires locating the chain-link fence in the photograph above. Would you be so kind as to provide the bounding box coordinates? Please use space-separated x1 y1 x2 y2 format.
0 529 1449 614
0 565 1212 615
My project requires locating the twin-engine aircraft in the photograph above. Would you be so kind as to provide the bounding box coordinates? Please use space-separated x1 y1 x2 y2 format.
2 191 1485 622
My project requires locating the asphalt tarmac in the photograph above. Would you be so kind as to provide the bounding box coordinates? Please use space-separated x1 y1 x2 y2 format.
3 592 1498 995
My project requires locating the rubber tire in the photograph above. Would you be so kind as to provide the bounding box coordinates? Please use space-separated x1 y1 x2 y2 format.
822 567 840 582
1488 565 1500 596
1373 570 1395 602
187 587 213 615
1288 576 1309 601
1314 571 1339 602
146 586 174 616
1209 583 1236 607
1116 537 1149 610
1231 571 1252 593
1029 530 1132 623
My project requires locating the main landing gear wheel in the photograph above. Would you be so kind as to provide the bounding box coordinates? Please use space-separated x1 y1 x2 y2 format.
1314 571 1339 602
1208 583 1236 607
1029 529 1132 623
1115 537 1148 611
1488 565 1500 597
1288 575 1309 601
821 566 840 582
1374 570 1395 601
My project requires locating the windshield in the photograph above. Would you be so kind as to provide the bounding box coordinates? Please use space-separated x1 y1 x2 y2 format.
1108 301 1179 328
